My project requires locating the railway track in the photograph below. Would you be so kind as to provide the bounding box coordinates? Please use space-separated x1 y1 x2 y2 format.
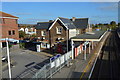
90 31 120 80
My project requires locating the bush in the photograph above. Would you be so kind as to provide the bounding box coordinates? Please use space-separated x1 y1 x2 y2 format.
19 43 25 49
8 44 12 48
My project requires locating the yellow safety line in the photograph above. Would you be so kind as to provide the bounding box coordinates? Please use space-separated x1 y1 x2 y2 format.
80 51 97 80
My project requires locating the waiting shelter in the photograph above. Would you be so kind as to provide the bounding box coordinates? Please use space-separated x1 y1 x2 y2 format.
71 31 106 60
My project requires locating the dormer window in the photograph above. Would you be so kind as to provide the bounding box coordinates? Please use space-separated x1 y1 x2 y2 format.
56 27 62 34
41 31 46 36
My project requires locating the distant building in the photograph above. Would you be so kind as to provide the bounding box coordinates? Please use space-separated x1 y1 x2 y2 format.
18 24 36 35
35 17 91 52
0 11 19 48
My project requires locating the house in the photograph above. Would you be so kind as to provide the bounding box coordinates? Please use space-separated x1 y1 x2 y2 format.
35 17 91 53
0 11 19 48
70 17 92 34
18 24 36 35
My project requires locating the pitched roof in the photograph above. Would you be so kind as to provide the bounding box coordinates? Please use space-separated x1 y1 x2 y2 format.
58 17 76 29
35 22 53 29
0 11 18 18
71 18 88 29
36 17 89 30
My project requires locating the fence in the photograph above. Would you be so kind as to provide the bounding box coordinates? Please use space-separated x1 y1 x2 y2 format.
32 51 72 78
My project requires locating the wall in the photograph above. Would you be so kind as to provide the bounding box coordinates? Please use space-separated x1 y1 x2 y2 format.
69 29 76 39
1 18 19 40
50 20 67 47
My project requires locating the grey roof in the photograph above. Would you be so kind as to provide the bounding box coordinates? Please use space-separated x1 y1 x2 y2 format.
36 17 89 30
71 31 105 39
35 22 53 29
71 18 88 29
58 17 76 29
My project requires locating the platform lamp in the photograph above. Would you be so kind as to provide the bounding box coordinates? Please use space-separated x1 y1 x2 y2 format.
6 38 12 80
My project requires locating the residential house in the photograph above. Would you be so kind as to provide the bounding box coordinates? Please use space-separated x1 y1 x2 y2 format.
35 17 91 53
70 17 92 35
0 11 19 48
18 24 36 35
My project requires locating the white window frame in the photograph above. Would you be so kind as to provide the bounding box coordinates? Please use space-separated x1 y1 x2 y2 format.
41 31 46 36
56 27 62 34
76 30 79 34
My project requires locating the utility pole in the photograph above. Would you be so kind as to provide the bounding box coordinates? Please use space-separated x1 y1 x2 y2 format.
0 42 2 79
6 38 12 80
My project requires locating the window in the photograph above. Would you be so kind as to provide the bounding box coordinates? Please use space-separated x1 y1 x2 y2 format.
3 19 5 24
41 31 46 36
12 30 15 35
76 30 79 34
57 27 62 34
8 31 11 35
0 19 2 24
16 19 18 24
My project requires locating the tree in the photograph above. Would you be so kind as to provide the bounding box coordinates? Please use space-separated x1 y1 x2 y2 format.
19 31 26 38
110 21 116 25
110 21 117 30
118 23 120 27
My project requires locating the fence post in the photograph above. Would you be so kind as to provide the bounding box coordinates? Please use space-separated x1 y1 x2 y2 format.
59 57 61 72
44 65 46 78
50 59 52 78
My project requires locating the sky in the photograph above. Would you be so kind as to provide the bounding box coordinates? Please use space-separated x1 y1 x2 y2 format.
1 2 119 24
1 0 120 2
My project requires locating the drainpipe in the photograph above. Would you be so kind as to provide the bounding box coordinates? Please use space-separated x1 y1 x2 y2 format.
66 29 69 53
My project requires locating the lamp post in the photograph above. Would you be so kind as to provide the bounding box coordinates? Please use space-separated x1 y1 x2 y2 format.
0 42 2 79
6 38 12 80
0 38 12 79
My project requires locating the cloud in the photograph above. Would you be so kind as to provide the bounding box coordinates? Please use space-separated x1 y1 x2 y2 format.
1 0 120 2
99 3 118 11
27 18 49 21
91 15 116 18
12 12 32 15
18 18 49 24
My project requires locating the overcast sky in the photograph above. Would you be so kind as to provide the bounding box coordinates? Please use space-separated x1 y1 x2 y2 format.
1 2 119 24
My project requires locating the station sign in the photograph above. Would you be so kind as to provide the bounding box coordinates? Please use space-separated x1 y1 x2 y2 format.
50 54 61 61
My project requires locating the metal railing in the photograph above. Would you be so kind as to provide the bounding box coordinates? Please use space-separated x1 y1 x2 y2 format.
32 51 72 78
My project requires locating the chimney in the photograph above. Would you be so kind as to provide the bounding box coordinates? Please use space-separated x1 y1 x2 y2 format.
72 17 76 22
49 20 53 22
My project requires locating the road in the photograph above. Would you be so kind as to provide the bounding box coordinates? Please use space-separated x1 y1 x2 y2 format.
90 31 120 79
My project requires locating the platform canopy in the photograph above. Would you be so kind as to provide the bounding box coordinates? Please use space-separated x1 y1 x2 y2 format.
71 31 106 41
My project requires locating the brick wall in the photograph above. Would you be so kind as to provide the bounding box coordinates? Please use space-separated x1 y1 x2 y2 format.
1 18 19 40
